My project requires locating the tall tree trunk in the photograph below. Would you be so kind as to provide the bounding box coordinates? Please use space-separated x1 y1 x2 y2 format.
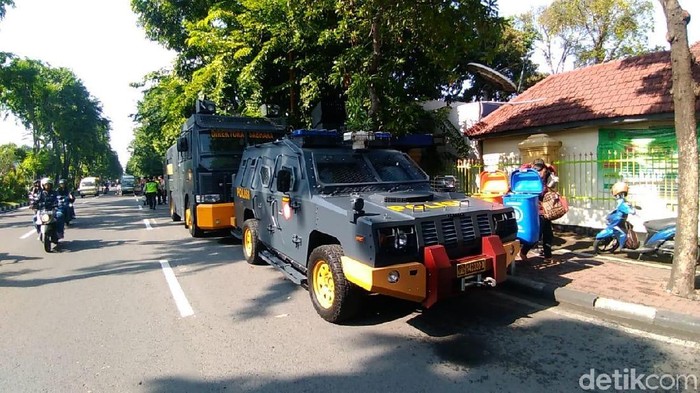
660 0 698 298
368 14 381 129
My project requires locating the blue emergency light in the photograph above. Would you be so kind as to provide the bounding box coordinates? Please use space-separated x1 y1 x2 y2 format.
291 129 339 138
290 129 340 147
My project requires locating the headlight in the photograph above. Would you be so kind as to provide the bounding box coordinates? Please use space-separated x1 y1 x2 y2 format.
195 194 221 203
376 225 417 255
40 211 53 223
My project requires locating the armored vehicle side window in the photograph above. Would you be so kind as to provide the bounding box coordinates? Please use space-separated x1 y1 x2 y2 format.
259 166 271 188
254 157 274 189
241 158 257 188
272 155 299 192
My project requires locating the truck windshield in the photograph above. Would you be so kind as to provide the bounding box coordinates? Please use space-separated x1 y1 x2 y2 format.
313 150 428 185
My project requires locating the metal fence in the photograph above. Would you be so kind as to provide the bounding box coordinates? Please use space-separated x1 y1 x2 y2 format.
448 149 680 212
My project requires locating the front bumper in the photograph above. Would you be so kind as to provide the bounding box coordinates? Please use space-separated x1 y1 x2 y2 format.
196 202 234 230
341 236 520 306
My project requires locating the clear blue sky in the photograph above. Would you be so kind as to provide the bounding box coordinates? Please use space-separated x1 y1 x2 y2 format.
0 0 698 168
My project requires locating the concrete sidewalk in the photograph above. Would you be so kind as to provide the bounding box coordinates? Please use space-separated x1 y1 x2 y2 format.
505 231 700 337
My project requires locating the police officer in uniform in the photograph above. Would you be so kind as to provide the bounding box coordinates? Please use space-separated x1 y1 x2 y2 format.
144 176 159 210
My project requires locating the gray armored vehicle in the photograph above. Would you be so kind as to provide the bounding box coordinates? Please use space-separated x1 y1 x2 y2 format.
233 130 521 323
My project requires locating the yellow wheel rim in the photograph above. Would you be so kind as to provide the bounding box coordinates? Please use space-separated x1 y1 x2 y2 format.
185 208 191 227
243 227 253 257
312 260 335 309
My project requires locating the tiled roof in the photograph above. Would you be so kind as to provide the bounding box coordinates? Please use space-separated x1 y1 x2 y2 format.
465 42 700 137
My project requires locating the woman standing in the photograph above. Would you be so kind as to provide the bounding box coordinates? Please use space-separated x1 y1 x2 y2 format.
519 158 559 263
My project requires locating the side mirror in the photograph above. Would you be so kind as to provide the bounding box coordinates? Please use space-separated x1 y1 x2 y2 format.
277 168 292 193
176 137 188 152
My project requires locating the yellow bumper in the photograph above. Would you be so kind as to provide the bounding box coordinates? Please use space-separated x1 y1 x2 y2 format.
341 257 427 302
196 203 234 230
503 240 521 269
340 239 520 303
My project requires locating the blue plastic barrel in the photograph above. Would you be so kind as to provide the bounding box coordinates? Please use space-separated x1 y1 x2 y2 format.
502 193 540 246
502 168 544 247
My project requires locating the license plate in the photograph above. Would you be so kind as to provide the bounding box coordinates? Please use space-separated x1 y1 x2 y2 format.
456 258 487 277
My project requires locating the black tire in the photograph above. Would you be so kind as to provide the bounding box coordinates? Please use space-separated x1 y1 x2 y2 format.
307 245 361 323
242 219 265 265
593 237 619 254
170 200 181 222
43 232 52 253
187 207 204 237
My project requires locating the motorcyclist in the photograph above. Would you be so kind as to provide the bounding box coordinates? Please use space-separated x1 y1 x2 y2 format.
28 179 42 210
57 179 76 223
610 181 636 248
36 178 65 239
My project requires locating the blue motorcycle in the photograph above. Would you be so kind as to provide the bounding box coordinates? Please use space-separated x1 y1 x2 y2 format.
594 207 678 255
593 205 639 254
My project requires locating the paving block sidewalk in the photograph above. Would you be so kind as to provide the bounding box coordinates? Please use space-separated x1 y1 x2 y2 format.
506 231 700 336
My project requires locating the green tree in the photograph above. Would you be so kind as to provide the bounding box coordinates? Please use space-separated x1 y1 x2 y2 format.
130 0 514 134
0 0 14 20
0 142 29 202
520 0 655 72
0 57 120 183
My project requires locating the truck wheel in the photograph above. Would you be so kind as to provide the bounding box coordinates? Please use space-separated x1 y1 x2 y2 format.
186 208 203 237
170 200 181 222
593 237 619 254
307 245 360 323
242 219 265 265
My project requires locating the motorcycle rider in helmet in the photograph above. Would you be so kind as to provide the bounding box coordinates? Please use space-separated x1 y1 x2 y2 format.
610 181 636 248
57 179 76 224
28 179 42 210
36 178 65 239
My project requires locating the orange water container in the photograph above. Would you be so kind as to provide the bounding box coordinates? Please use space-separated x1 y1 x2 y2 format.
471 170 509 204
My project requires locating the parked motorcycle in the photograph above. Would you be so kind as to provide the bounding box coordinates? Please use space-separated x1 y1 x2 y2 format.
593 210 674 254
36 208 59 252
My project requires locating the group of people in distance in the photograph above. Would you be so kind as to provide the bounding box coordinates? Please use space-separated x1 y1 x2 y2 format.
142 176 166 210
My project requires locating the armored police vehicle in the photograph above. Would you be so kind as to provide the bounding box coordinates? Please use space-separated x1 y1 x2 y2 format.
233 129 521 323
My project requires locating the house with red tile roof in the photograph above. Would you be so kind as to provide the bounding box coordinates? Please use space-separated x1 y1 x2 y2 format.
463 43 700 229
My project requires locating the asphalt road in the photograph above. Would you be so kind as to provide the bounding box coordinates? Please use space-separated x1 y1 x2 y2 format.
1 194 698 393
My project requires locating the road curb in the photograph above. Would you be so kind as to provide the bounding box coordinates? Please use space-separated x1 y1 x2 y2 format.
504 276 700 336
0 202 27 213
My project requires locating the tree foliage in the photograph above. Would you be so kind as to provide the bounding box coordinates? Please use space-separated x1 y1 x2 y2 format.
127 0 539 171
519 0 655 73
0 0 14 20
0 56 121 198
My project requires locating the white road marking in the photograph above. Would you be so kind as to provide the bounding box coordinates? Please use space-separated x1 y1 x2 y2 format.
159 260 194 318
143 219 153 230
492 291 700 349
20 229 36 239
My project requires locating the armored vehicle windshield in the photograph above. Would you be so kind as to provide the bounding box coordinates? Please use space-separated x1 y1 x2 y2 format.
313 149 429 192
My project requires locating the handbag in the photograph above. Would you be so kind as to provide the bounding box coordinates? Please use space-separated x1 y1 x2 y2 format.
541 190 569 220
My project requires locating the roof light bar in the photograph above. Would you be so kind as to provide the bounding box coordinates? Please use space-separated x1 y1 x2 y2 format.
291 129 338 138
343 131 392 149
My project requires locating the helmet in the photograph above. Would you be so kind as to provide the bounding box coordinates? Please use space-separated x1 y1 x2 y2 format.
58 179 66 186
41 177 54 187
611 181 628 197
